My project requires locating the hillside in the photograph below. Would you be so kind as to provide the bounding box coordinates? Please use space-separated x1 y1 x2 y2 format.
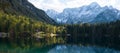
0 0 56 24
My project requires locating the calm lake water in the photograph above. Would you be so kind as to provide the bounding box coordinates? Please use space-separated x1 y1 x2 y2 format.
0 44 120 53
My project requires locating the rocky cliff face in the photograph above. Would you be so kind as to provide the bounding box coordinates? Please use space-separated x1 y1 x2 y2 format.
46 2 120 24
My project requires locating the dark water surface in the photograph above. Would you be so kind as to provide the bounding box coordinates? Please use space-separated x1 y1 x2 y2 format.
48 45 120 53
0 44 120 53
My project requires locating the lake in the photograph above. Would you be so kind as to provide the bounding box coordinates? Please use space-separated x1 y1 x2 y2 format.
0 36 120 53
0 44 120 53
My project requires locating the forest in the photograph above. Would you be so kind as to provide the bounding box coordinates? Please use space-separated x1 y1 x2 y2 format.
0 0 120 49
0 0 120 53
0 10 120 50
0 11 66 35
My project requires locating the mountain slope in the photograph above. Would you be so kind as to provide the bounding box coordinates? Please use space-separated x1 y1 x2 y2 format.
91 7 120 23
0 0 55 24
46 2 120 24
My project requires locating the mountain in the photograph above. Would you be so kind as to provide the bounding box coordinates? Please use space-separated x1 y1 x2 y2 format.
46 9 59 22
46 2 120 24
0 0 56 24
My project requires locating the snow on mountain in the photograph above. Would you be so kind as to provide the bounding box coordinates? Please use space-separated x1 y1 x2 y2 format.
46 2 120 24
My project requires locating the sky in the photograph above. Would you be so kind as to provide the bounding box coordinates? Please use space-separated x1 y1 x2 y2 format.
28 0 120 12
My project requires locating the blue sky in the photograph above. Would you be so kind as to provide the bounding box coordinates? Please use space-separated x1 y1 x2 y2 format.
28 0 120 12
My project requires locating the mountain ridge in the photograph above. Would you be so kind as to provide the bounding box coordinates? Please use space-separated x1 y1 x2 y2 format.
46 2 120 24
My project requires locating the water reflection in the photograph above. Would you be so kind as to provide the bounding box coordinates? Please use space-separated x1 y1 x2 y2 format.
48 45 120 53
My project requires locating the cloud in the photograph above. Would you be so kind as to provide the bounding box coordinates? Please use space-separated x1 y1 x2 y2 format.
28 0 120 12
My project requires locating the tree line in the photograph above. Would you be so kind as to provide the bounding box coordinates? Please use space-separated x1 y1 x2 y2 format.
64 21 120 49
0 11 66 38
0 10 120 49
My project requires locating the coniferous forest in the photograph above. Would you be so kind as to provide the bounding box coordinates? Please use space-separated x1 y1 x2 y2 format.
0 10 120 49
0 0 120 53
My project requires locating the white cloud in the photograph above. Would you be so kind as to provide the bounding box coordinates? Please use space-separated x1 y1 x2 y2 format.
28 0 120 12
